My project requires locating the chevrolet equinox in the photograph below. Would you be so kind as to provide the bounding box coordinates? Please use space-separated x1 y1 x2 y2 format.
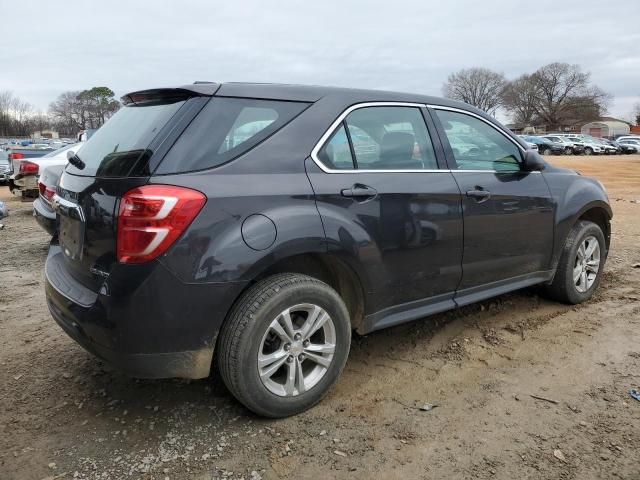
46 82 612 417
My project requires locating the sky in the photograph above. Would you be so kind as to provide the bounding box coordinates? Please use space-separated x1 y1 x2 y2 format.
1 0 639 122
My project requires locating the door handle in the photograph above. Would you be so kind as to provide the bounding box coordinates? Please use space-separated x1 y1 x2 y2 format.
466 189 491 203
341 184 378 198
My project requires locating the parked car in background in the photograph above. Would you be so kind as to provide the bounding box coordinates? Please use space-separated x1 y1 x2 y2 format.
618 138 640 153
33 164 64 235
611 140 637 154
542 135 582 155
563 136 603 156
517 136 539 151
9 143 81 199
0 150 10 185
599 138 633 154
592 138 617 155
521 136 564 155
46 82 612 418
615 135 640 143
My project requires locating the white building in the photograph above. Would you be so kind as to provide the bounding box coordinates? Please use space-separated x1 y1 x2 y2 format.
581 118 630 138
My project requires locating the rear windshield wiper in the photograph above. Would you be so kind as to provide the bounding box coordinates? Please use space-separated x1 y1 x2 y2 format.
67 151 85 170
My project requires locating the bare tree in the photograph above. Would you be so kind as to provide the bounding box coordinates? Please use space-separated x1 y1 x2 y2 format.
633 101 640 126
442 67 507 115
49 87 120 131
0 91 16 136
531 63 611 129
502 74 540 125
49 91 84 131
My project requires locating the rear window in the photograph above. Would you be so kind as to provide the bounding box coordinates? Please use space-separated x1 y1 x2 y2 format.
66 100 186 177
156 97 308 174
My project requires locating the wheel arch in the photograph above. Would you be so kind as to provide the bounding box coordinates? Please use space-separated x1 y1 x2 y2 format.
549 199 612 278
227 252 368 332
576 203 612 251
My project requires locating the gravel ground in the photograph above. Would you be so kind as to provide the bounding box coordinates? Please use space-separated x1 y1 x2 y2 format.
1 155 639 480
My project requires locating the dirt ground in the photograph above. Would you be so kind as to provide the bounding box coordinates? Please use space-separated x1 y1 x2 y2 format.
1 155 639 480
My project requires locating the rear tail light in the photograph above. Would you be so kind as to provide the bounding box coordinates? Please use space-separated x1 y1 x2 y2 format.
38 181 55 202
8 152 24 161
19 160 39 175
117 185 206 264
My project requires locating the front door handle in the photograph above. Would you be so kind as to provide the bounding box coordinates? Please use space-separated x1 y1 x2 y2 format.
466 189 491 203
341 184 378 198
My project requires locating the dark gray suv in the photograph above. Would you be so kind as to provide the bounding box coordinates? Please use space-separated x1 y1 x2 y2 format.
46 82 611 417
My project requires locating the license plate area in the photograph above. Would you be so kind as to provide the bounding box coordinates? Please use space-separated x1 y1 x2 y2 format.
56 197 86 261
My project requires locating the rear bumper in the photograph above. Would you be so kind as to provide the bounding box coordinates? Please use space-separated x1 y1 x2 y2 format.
33 197 57 236
10 173 37 195
45 244 247 379
48 300 214 378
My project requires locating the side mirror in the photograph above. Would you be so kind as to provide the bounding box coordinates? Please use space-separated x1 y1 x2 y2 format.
522 149 545 171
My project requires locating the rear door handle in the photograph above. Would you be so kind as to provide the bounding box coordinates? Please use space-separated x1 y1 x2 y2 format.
466 189 491 203
341 184 378 198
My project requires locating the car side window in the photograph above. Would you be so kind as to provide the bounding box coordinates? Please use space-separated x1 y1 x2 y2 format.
435 110 522 172
315 106 438 171
345 107 437 170
219 107 278 153
317 124 355 170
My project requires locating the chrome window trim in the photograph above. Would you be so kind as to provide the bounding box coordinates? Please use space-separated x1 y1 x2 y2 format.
427 104 526 153
310 102 529 174
310 101 436 174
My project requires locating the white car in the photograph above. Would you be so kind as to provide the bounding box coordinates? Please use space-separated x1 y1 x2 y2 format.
9 143 82 198
550 134 603 155
542 135 577 154
618 138 640 153
616 135 640 143
563 135 603 156
580 139 604 156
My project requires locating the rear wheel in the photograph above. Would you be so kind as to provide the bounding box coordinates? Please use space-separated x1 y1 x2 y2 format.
543 220 606 304
564 147 573 155
217 273 351 417
543 147 552 156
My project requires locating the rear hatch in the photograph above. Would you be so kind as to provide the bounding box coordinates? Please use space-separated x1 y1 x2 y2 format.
54 86 214 292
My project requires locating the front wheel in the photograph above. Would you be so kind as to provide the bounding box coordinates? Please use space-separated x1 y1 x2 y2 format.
584 147 593 156
217 273 351 417
543 147 552 156
543 220 606 304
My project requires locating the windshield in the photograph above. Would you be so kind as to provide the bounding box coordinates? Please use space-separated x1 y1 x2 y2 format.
66 99 186 177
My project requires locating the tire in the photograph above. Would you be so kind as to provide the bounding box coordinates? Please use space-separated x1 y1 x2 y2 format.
565 147 573 155
584 147 593 156
543 148 552 156
217 273 351 418
543 220 606 304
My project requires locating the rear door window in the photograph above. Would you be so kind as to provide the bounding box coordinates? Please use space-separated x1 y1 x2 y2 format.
157 98 308 174
317 125 355 170
316 106 438 171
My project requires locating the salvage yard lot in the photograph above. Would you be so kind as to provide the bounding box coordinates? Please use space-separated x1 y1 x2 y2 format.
1 156 639 480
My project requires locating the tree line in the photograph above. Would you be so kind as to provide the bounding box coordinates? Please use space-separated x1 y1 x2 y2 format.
0 87 120 137
442 62 626 129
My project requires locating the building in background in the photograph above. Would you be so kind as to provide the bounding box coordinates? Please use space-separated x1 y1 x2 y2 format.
31 129 59 139
580 118 630 138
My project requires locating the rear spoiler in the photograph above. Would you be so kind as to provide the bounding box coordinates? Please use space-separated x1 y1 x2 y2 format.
121 82 220 106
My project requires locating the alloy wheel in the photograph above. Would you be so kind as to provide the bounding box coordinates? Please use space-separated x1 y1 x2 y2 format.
573 235 600 293
258 303 336 397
